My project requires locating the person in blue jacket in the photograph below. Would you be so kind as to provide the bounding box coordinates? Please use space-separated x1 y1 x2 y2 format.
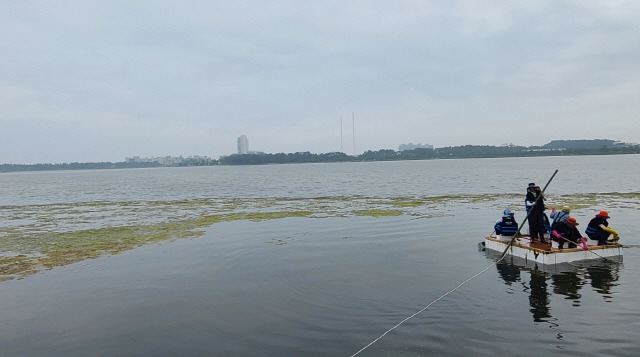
495 209 518 236
550 206 571 226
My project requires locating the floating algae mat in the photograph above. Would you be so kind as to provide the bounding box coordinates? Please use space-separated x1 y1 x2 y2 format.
1 193 637 281
354 209 403 217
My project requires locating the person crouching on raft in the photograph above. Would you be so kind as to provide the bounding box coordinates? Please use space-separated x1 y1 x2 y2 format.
551 217 587 250
585 210 619 246
495 209 518 236
550 206 571 226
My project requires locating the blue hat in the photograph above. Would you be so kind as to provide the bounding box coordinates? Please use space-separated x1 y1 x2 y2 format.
503 209 513 217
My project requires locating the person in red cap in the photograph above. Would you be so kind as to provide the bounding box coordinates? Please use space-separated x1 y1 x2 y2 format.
551 216 586 249
585 210 619 246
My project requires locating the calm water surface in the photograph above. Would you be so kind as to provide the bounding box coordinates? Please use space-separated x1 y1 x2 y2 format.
0 155 639 356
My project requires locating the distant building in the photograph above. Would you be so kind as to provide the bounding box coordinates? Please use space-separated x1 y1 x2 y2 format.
398 143 434 151
124 155 214 166
237 135 249 155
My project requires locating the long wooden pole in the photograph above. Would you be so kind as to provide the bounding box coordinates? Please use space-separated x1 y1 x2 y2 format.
499 169 558 260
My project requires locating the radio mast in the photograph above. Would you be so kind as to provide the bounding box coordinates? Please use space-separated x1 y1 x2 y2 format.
340 116 343 153
352 112 355 156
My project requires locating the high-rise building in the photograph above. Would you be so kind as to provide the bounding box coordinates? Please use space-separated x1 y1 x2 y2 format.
237 135 249 155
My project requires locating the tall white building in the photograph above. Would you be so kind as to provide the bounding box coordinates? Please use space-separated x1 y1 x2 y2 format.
237 135 249 155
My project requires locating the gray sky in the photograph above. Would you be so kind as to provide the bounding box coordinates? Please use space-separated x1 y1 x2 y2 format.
2 1 639 163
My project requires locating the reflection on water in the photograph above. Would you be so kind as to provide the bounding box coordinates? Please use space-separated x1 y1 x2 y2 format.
496 261 521 285
551 270 583 304
587 266 619 301
529 266 551 322
495 259 620 324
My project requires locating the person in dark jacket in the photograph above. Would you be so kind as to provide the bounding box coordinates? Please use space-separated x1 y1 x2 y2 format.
551 217 585 249
525 183 536 214
585 210 619 246
527 186 547 243
495 209 518 236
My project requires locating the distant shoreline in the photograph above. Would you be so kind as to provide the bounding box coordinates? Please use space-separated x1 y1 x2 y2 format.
2 142 639 173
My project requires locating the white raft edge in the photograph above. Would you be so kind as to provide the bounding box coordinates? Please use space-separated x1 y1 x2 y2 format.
484 236 622 265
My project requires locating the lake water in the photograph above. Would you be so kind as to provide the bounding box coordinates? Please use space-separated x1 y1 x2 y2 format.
1 155 639 356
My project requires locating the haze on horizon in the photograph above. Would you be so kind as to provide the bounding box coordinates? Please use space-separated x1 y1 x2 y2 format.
2 1 639 164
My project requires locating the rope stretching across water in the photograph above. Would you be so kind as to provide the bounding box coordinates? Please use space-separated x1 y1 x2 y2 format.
349 259 501 357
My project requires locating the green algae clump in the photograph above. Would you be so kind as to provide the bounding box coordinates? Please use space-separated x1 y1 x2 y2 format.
391 199 425 207
354 209 403 217
0 255 42 281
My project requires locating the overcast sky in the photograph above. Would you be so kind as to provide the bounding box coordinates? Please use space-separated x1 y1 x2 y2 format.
2 1 639 163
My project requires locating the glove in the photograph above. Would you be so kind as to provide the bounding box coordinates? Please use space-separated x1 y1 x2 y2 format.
603 227 618 235
551 207 556 214
552 230 562 239
580 237 588 250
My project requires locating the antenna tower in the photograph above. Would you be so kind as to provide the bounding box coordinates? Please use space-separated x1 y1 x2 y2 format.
340 116 343 153
352 112 356 156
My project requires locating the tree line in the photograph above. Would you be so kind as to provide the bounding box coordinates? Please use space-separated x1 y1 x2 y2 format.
0 161 162 173
219 144 640 164
2 143 639 172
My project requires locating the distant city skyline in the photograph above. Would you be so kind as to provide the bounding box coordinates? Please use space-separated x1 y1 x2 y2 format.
125 155 213 166
398 143 434 151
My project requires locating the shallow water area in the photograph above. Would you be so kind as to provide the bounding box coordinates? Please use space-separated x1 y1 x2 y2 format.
0 155 639 356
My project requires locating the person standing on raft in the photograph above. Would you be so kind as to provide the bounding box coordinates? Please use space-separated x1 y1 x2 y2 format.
525 183 536 214
527 185 548 243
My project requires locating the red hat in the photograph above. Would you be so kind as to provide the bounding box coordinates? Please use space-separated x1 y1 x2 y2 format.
566 217 578 225
597 210 610 219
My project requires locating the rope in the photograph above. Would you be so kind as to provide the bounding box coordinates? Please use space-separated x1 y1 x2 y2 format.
349 260 500 357
580 243 617 262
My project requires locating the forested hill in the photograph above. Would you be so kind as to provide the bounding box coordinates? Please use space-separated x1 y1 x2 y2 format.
541 139 618 149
